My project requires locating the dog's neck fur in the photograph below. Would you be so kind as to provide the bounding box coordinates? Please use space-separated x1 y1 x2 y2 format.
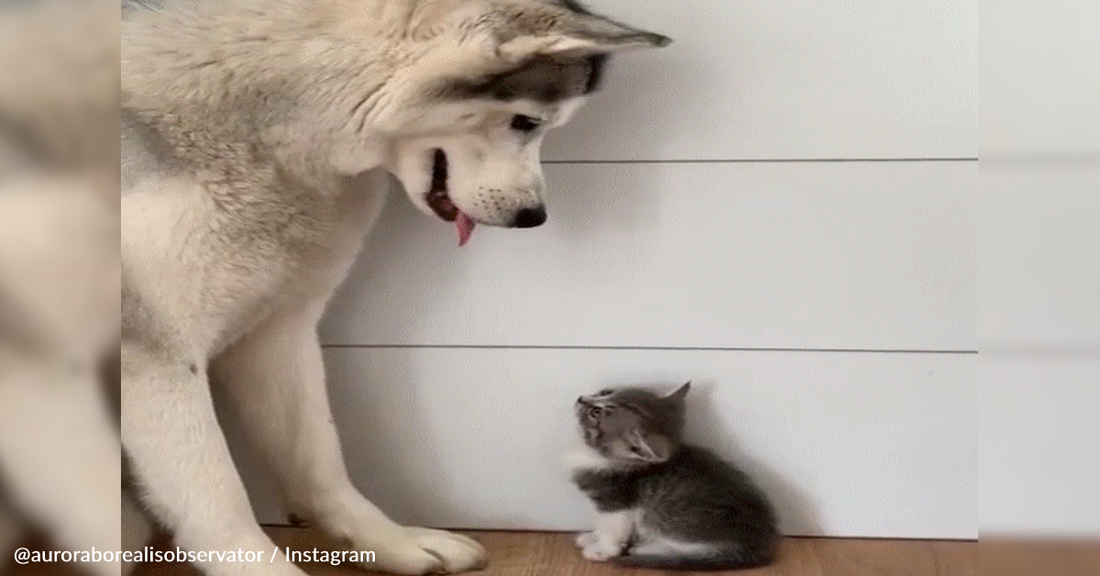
321 0 464 38
125 107 341 200
122 1 421 198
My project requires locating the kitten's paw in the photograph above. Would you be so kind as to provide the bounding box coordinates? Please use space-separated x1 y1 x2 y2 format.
581 539 623 562
369 527 486 574
574 531 598 549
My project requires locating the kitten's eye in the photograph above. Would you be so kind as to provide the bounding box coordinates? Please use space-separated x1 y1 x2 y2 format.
588 406 602 418
510 114 541 132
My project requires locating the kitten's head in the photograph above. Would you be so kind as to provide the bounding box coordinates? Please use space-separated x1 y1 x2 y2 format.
574 382 691 465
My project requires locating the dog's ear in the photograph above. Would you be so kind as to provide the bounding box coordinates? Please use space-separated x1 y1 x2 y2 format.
433 0 668 62
497 4 672 60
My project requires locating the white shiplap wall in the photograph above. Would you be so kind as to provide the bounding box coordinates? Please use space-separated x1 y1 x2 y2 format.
980 1 1100 538
227 0 979 538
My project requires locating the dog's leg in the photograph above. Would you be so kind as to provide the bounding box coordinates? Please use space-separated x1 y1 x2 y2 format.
0 352 120 576
120 488 152 576
212 304 487 575
0 497 24 568
120 345 307 576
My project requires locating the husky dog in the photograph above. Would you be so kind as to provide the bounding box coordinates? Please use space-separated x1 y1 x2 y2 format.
122 1 668 575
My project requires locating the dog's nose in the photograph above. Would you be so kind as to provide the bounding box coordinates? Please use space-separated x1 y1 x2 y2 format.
511 206 547 228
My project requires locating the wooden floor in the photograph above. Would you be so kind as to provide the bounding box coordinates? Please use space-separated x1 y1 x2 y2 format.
122 526 978 576
11 527 1100 576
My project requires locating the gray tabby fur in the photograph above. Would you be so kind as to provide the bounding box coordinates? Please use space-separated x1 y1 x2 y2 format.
569 383 781 570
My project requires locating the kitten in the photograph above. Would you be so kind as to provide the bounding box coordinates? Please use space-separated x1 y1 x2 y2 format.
567 383 780 570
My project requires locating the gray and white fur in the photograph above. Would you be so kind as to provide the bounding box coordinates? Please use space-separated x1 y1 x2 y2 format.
568 383 781 570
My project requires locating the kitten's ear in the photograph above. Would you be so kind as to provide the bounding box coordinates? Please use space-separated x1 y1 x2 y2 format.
664 382 691 404
628 430 672 463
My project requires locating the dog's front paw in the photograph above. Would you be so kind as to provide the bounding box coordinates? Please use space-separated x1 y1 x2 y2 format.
581 539 623 562
369 527 486 575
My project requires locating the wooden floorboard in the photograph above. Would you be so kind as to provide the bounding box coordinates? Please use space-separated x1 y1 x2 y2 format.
980 539 1100 576
926 540 978 576
121 526 979 576
38 527 1100 576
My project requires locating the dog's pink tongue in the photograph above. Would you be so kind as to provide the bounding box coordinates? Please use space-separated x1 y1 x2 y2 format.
456 212 476 247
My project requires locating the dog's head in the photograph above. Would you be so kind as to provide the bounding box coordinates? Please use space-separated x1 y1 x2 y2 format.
322 0 671 245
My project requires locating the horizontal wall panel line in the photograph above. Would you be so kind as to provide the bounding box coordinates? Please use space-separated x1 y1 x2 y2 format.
320 344 977 354
294 347 976 536
322 162 975 350
982 347 1100 359
543 158 978 165
981 155 1100 166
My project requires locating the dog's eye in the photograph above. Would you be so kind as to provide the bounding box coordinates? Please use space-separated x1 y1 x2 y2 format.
598 388 614 396
510 114 541 132
588 406 603 418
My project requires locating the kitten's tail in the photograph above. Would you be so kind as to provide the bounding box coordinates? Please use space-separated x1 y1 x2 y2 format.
611 551 775 571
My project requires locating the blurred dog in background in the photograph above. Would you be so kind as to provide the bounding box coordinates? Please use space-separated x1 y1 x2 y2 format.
0 0 122 575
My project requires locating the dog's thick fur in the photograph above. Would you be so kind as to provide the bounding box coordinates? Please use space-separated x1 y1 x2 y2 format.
116 1 668 575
